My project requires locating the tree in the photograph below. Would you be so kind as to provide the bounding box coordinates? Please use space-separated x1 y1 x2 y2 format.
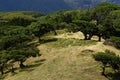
29 21 57 42
0 34 32 50
0 12 42 75
73 20 96 40
93 50 120 75
9 48 40 68
0 25 40 70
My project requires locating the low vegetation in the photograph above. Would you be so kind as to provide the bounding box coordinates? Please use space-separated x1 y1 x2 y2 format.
45 38 96 48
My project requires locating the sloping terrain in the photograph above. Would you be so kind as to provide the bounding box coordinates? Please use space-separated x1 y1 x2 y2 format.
4 31 120 80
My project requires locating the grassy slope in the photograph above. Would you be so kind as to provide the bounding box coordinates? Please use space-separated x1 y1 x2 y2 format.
4 31 120 80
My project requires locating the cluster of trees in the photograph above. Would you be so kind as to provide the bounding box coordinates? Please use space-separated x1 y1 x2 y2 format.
29 2 120 44
93 50 120 75
0 26 40 74
0 12 43 75
71 3 120 46
67 2 120 42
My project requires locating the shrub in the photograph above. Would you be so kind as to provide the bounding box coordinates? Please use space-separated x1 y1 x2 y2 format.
111 36 120 48
93 50 120 75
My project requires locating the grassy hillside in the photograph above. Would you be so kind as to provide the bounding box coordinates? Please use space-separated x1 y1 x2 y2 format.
3 31 120 80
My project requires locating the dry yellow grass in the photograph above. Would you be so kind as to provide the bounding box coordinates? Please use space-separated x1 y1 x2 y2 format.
4 32 120 80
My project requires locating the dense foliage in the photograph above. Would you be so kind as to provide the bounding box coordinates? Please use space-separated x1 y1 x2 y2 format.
93 50 120 75
0 12 43 75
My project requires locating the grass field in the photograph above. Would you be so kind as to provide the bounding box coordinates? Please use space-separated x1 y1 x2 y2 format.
4 31 120 80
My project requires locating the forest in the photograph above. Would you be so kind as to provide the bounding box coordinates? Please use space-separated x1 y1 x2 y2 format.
0 2 120 80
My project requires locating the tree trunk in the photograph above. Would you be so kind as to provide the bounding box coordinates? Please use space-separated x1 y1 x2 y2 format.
102 63 106 76
84 33 88 40
0 66 4 75
102 66 105 75
11 65 14 73
38 36 43 43
98 35 102 42
53 28 57 35
88 34 93 40
38 37 41 43
20 61 25 68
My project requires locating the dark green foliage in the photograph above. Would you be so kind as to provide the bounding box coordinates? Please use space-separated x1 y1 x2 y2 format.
104 10 120 37
8 17 36 26
93 50 116 67
29 21 57 42
72 20 96 40
67 23 79 32
93 2 120 25
0 50 12 74
0 34 31 50
80 10 93 21
93 50 120 75
9 48 40 68
111 36 120 48
91 2 120 40
0 11 43 74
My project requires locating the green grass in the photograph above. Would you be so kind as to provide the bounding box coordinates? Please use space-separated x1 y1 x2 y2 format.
45 38 97 48
44 29 68 36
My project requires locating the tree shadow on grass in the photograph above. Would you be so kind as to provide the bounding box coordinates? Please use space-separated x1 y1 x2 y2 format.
34 59 46 63
105 72 120 80
19 63 42 72
40 38 58 44
19 59 46 72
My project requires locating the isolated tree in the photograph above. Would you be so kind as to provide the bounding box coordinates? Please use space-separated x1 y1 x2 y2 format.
93 50 120 75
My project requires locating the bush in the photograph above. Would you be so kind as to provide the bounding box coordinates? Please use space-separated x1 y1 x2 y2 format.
93 50 120 75
111 36 120 48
